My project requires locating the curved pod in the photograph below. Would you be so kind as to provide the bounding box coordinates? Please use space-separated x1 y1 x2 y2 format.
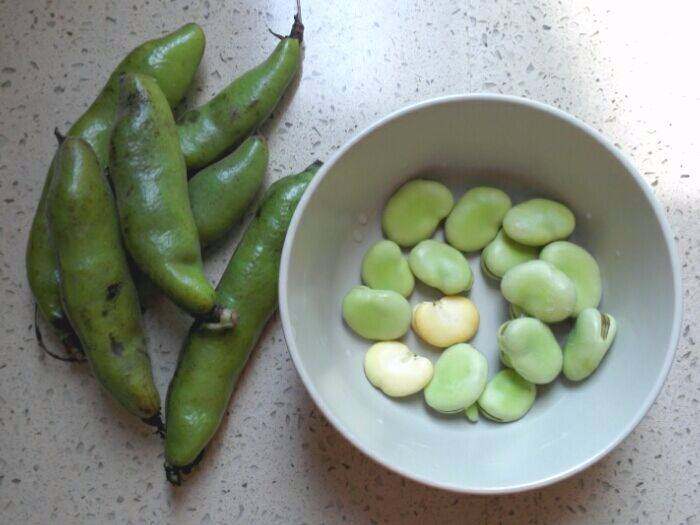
190 135 269 247
48 139 160 422
110 73 216 319
178 15 303 170
165 163 319 481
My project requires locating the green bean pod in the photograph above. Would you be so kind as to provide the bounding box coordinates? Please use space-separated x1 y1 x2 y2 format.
190 135 269 247
164 161 320 483
48 138 160 424
26 23 205 350
129 136 269 309
177 13 303 170
110 73 225 323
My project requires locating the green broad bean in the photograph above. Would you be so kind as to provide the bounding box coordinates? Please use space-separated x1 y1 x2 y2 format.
165 163 318 482
563 308 617 381
26 23 205 352
498 317 563 384
424 343 488 414
501 260 576 323
465 403 479 422
48 138 160 424
189 135 269 247
503 198 575 246
445 187 512 252
178 11 303 170
342 286 411 340
481 229 539 280
381 180 454 247
409 240 473 295
110 74 224 324
477 369 536 423
540 241 602 316
363 342 433 397
361 240 414 297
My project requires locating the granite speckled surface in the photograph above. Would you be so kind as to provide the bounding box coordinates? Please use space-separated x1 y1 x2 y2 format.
0 0 698 523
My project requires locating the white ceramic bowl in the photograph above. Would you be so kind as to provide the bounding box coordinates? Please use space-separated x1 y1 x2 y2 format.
279 94 681 494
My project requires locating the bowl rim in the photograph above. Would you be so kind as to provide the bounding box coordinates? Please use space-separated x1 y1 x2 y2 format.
278 93 682 494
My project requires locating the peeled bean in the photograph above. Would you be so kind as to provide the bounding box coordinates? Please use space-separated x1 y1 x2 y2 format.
501 260 576 323
445 187 512 252
540 241 602 316
498 317 563 384
382 179 454 247
342 286 411 340
478 369 536 423
464 403 479 422
361 240 414 297
412 296 479 348
424 343 488 413
503 198 575 246
481 229 539 280
563 308 617 381
409 240 473 295
364 342 434 397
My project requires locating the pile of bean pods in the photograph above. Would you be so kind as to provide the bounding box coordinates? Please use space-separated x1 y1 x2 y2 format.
26 5 316 485
342 179 617 424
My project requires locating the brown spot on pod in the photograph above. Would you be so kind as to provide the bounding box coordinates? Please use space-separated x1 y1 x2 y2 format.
106 282 121 300
109 334 124 356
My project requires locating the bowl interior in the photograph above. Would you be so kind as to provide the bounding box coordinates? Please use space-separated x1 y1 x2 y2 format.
281 96 679 493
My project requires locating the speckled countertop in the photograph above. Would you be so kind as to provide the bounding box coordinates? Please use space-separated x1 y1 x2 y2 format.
0 0 697 523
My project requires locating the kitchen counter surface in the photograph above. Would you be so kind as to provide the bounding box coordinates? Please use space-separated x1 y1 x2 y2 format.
0 1 697 523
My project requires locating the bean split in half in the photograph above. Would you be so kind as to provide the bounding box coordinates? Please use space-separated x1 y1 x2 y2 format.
412 296 479 348
364 342 434 397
